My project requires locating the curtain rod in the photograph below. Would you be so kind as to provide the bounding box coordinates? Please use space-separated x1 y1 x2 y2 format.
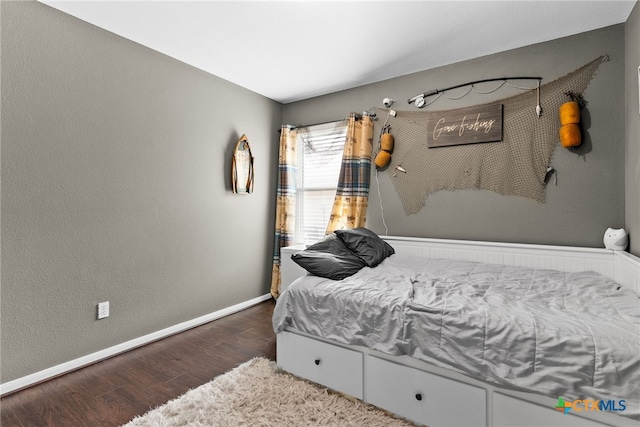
288 118 347 130
278 120 342 133
408 76 542 105
278 111 376 132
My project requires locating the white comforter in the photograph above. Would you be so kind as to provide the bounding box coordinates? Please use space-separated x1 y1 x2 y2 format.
273 254 640 419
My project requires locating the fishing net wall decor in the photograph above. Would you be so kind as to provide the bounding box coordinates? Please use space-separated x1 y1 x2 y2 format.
373 56 606 215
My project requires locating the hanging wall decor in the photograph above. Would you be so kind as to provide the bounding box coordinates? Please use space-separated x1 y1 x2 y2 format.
427 103 503 148
231 134 254 194
373 55 607 215
409 76 543 115
374 125 394 168
558 92 585 149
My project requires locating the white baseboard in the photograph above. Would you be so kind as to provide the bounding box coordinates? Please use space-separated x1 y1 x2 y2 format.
0 293 272 396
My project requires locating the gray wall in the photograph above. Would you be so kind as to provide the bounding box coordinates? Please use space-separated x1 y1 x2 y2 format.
1 2 282 382
626 2 640 257
284 25 627 249
1 0 636 387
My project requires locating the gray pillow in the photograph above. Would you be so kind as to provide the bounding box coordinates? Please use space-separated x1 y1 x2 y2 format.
334 228 395 267
291 234 367 280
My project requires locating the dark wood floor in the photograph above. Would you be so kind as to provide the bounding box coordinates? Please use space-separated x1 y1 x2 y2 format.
1 299 276 427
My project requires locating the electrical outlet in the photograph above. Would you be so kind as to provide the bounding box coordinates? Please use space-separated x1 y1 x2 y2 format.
97 301 109 319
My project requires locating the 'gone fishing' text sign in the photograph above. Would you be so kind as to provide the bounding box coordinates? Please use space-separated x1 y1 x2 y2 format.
427 103 503 148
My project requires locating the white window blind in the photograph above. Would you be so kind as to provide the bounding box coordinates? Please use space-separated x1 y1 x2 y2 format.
295 121 347 244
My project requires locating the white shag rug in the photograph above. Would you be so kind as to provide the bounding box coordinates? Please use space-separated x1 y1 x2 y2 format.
123 357 416 426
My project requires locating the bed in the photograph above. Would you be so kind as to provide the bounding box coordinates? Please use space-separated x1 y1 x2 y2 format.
273 231 640 427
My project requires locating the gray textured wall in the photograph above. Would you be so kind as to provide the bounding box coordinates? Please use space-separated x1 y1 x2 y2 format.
284 25 627 249
1 1 636 387
626 2 640 257
1 2 282 382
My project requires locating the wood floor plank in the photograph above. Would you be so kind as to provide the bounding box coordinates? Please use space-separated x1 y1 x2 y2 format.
0 299 276 427
97 385 159 426
0 406 24 427
5 382 84 427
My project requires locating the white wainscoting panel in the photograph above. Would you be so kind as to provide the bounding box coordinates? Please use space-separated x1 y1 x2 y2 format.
614 251 640 295
383 236 616 280
280 237 639 295
280 244 307 293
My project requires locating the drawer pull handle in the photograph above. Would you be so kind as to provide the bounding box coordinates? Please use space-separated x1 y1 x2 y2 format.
314 359 321 366
415 393 423 401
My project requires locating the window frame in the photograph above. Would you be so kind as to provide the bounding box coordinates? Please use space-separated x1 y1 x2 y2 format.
294 120 347 245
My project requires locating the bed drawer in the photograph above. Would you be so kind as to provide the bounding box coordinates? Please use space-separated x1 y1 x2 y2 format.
276 331 363 399
365 356 486 427
493 393 609 427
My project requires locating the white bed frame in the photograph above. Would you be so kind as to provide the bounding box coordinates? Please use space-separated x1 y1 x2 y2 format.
277 236 640 427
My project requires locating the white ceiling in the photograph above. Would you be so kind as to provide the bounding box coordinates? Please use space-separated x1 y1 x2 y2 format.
41 1 636 104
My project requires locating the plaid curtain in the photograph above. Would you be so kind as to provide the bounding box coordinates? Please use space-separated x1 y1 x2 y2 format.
325 114 374 234
270 126 297 298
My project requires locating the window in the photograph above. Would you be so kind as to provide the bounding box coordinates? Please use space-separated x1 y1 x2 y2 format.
295 121 347 244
